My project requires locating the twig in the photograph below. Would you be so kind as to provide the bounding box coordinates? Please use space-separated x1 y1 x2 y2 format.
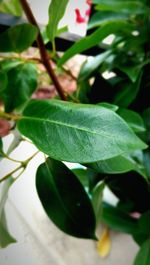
19 0 67 101
0 165 23 183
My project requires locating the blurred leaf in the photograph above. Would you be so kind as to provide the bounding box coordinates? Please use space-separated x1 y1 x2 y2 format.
0 70 7 93
97 227 111 257
0 177 16 248
138 210 150 234
46 0 69 43
97 102 118 112
91 181 105 223
101 203 139 234
0 0 23 16
17 99 147 163
72 168 89 188
58 21 131 66
36 157 96 239
118 108 146 132
133 239 150 265
0 24 38 53
119 65 142 83
1 63 37 112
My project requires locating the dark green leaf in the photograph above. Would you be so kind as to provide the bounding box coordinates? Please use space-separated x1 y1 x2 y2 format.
0 0 23 16
133 233 149 246
36 157 96 239
0 70 7 93
0 23 38 53
17 99 147 163
58 21 131 66
0 177 16 248
119 65 142 83
133 239 150 265
78 51 110 82
118 108 146 133
88 11 129 29
0 138 3 160
0 59 22 72
46 0 69 42
72 168 89 188
143 108 150 142
91 181 105 223
138 211 150 234
1 63 37 112
101 203 139 234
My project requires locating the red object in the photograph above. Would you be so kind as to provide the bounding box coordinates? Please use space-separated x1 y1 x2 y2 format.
86 0 92 6
75 9 86 23
0 119 11 137
85 8 91 17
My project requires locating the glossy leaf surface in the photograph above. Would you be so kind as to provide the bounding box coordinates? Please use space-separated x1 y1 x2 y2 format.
36 157 96 239
17 99 146 163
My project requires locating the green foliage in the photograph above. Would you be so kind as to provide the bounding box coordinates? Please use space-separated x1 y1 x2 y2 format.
36 157 96 239
0 24 38 53
0 0 23 16
17 99 146 163
133 239 150 265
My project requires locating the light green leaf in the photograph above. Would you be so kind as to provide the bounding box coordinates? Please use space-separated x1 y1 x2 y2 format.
97 102 118 112
0 0 23 16
58 21 131 66
0 177 16 248
36 157 96 239
46 0 69 42
0 23 38 53
17 99 147 163
118 108 146 133
78 51 110 82
133 239 150 265
91 181 105 223
1 63 37 112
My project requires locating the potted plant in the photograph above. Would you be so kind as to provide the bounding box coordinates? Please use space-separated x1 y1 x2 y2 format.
0 0 150 264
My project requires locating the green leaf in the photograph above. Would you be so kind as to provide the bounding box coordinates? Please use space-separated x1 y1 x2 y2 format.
97 102 118 112
0 59 22 72
17 99 147 163
0 177 16 248
101 203 139 234
114 72 142 107
94 1 147 15
0 138 3 160
78 51 110 82
0 70 7 93
88 11 129 29
46 0 69 42
119 65 142 83
0 0 23 16
138 211 150 235
58 21 131 66
72 168 89 188
133 239 150 265
117 108 146 133
91 181 105 223
88 155 140 174
1 63 37 112
0 23 38 53
36 157 96 239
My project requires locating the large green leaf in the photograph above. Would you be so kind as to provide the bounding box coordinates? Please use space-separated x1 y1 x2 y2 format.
46 0 69 43
101 203 139 234
58 21 131 66
133 239 150 265
2 63 37 112
17 99 147 163
0 177 16 248
117 108 146 133
0 23 38 53
36 157 96 239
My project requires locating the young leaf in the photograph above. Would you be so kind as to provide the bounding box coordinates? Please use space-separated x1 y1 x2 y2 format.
0 0 23 17
17 99 147 163
46 0 69 43
0 177 16 248
91 181 105 223
36 157 96 239
58 21 131 66
1 63 37 112
0 23 38 53
133 239 150 265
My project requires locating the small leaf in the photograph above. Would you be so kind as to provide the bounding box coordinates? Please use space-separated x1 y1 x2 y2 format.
1 63 38 112
117 108 146 133
0 23 38 53
91 181 105 223
46 0 69 43
97 227 111 258
36 157 96 239
0 0 23 16
133 239 150 265
0 177 16 248
17 99 147 163
58 21 132 66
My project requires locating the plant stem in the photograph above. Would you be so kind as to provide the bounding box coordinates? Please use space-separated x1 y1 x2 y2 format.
0 165 23 183
2 152 22 163
19 0 67 101
0 111 21 121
